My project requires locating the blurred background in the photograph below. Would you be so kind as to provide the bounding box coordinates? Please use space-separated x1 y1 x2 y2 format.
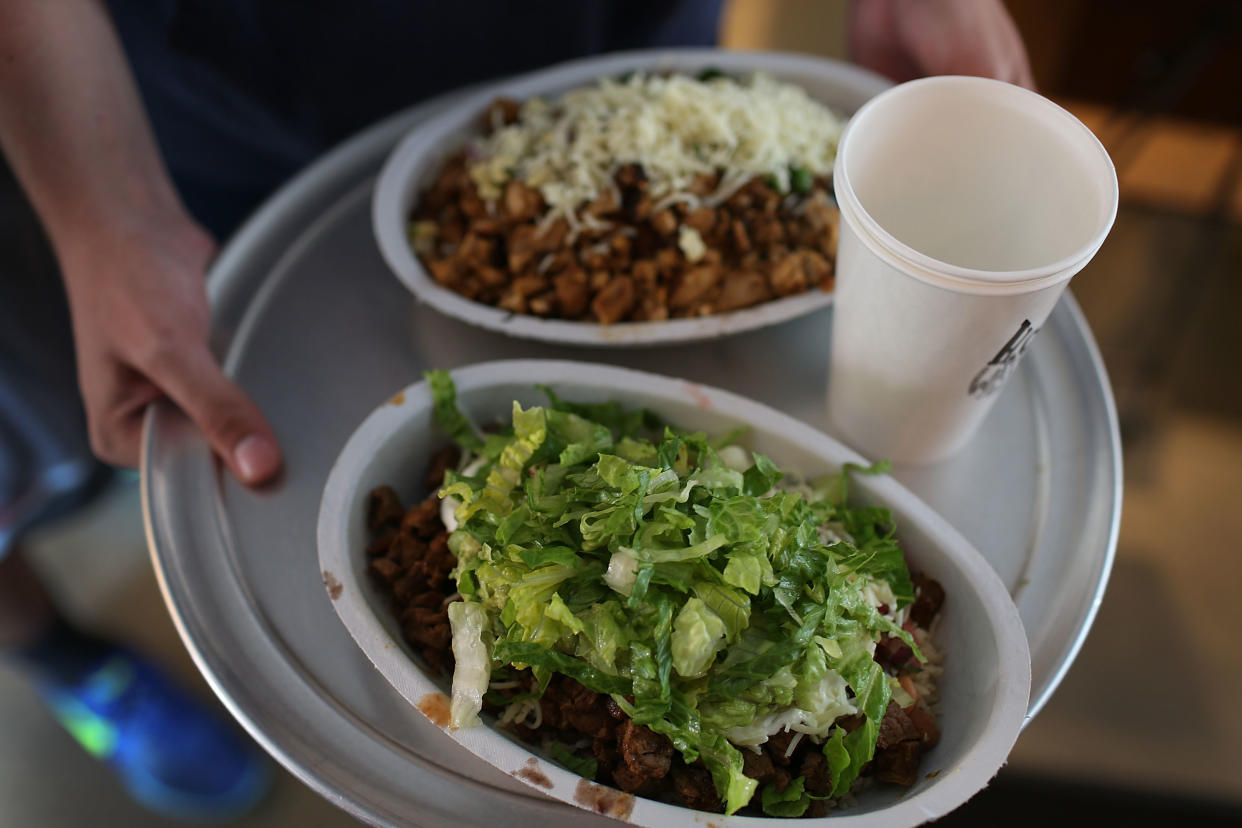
2 0 1241 825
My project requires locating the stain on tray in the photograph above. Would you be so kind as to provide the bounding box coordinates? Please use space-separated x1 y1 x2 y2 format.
389 391 405 405
574 779 635 820
681 381 713 410
417 692 452 728
513 758 553 789
322 570 343 600
925 769 941 779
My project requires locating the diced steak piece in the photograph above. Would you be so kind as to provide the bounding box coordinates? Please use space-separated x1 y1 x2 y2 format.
502 180 543 222
558 678 614 738
420 532 455 590
591 276 636 325
730 219 752 253
411 590 445 609
742 748 774 783
593 736 618 767
389 532 426 569
650 209 678 237
770 249 832 296
611 762 671 797
534 218 570 252
456 232 495 270
906 705 942 750
506 224 539 273
800 750 833 797
401 497 442 539
672 764 724 813
554 268 589 318
585 189 620 218
365 529 396 559
527 290 558 316
367 486 405 533
689 173 718 197
401 605 451 653
715 270 770 312
765 729 794 769
683 206 717 235
834 713 867 734
874 634 914 671
618 720 674 781
742 747 793 793
368 556 401 583
538 695 567 731
669 265 721 309
391 569 427 603
765 730 798 766
877 700 923 749
873 741 921 787
911 573 946 627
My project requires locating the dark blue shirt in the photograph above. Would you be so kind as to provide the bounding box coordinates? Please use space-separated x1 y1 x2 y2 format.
106 0 723 236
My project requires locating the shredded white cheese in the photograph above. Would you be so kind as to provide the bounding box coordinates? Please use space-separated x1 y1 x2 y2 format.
468 72 844 227
678 225 707 262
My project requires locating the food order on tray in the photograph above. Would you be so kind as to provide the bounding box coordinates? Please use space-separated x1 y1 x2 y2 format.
408 72 845 324
362 372 945 818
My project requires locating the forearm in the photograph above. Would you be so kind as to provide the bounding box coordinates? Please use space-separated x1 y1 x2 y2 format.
0 0 195 266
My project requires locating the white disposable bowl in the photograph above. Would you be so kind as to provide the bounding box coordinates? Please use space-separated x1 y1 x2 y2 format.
318 360 1030 826
371 49 889 347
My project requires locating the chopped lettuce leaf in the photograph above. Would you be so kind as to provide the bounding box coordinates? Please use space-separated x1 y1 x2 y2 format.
447 601 491 728
548 742 598 779
426 370 483 451
761 776 810 817
830 717 879 798
742 452 783 496
425 372 926 814
671 597 727 678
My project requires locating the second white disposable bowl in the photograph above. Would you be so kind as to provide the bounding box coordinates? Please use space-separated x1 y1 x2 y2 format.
318 360 1030 827
371 49 889 347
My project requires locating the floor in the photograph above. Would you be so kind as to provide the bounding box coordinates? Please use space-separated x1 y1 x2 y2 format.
3 48 1242 828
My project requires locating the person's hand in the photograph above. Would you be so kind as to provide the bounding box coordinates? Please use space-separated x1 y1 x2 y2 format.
58 212 282 485
850 0 1035 90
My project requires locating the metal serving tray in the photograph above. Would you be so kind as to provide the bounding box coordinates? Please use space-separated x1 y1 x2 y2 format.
142 55 1120 828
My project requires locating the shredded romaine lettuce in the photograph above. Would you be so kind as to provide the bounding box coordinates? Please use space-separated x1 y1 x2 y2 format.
426 370 484 452
429 375 923 812
447 601 491 729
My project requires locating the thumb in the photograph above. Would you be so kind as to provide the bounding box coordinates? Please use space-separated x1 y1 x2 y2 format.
147 343 283 485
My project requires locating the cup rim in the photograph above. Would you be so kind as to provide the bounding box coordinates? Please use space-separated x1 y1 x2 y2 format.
833 75 1119 293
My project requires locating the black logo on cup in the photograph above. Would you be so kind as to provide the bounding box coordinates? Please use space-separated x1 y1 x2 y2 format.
969 320 1038 398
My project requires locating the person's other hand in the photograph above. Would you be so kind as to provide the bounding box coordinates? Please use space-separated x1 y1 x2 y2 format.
59 214 282 485
850 0 1035 90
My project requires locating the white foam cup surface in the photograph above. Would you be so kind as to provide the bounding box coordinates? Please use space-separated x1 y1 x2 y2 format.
828 76 1118 464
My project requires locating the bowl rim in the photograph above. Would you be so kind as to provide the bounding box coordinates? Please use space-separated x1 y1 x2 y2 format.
317 359 1031 826
370 49 890 347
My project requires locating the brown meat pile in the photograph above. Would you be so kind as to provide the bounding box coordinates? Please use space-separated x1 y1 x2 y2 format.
365 453 945 816
505 675 725 811
365 446 461 676
410 98 840 325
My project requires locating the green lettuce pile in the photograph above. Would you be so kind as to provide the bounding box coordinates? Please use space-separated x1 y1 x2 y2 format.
428 371 922 816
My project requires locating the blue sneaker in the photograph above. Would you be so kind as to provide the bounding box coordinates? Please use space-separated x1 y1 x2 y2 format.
38 650 270 821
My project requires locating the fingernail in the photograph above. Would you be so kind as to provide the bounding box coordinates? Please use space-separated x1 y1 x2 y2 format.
234 434 280 484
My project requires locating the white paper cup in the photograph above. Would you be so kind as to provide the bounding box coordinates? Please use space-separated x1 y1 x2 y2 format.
828 76 1118 464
